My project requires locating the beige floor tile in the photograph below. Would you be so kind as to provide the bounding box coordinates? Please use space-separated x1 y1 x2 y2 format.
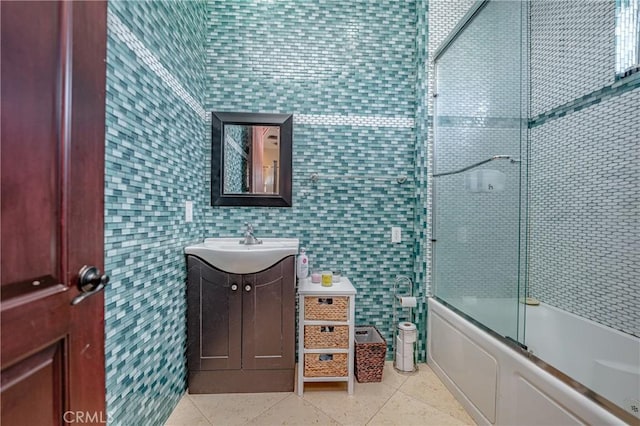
367 392 469 426
398 365 475 424
189 392 289 425
166 363 475 426
247 394 339 426
379 361 411 390
303 380 396 425
164 394 211 426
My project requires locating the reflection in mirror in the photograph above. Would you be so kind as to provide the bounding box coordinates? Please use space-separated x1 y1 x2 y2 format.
223 125 280 194
211 112 293 207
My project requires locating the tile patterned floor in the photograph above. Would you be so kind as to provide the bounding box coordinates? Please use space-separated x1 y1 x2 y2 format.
165 362 476 426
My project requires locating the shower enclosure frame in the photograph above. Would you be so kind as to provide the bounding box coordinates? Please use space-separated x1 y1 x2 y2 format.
427 1 636 423
429 1 491 305
430 0 527 345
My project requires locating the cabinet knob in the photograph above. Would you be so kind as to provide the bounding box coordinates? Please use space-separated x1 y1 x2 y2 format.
244 284 252 292
231 284 238 291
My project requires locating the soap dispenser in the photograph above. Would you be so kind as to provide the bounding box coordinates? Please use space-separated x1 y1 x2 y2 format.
296 248 309 281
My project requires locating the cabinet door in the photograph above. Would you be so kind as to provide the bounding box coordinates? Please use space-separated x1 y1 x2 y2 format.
242 256 295 370
187 257 242 371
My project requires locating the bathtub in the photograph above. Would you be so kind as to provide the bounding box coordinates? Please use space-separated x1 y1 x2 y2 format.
427 297 639 425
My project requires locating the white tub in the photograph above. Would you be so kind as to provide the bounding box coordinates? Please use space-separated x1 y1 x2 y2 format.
427 297 639 425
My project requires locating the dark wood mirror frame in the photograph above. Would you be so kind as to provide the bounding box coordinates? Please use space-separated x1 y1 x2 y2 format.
211 111 293 207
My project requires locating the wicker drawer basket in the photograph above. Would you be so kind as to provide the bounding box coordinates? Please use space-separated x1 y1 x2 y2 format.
304 353 348 377
304 325 349 349
304 296 348 321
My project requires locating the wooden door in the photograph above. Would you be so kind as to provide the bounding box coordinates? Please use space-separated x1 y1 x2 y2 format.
187 257 242 372
1 1 108 424
242 256 295 370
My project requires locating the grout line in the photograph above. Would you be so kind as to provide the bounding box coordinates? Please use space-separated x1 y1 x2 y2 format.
302 362 413 425
292 392 349 425
239 393 293 426
184 393 214 426
296 389 347 425
394 368 476 426
398 389 473 425
364 363 423 425
364 384 401 425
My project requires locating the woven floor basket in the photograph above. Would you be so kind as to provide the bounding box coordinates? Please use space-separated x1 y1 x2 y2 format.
304 296 348 321
304 353 348 377
354 326 387 383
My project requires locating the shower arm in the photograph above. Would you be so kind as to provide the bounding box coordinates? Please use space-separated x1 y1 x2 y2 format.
432 155 520 177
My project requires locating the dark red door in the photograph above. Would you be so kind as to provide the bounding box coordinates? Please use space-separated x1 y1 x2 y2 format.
1 1 108 424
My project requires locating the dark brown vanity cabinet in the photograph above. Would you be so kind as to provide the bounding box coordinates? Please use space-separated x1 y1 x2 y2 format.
186 255 296 393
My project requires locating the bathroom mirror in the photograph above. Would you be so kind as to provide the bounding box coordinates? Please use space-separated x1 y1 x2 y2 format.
211 111 293 207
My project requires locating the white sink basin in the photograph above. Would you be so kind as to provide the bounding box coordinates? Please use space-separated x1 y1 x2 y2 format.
185 238 299 274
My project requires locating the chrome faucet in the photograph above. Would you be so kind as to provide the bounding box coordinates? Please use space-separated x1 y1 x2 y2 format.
240 222 262 245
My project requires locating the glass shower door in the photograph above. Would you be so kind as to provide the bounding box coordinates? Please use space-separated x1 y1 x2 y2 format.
432 0 527 342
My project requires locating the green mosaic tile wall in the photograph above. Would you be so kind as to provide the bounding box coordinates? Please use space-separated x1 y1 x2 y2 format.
204 0 423 359
206 1 417 116
413 0 430 361
104 1 207 425
108 0 207 105
104 1 427 424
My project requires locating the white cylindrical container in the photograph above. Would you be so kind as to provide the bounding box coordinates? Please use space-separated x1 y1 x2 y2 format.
395 322 417 372
296 248 309 281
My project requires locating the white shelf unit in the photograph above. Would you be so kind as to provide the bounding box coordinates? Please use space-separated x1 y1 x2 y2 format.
297 278 357 396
